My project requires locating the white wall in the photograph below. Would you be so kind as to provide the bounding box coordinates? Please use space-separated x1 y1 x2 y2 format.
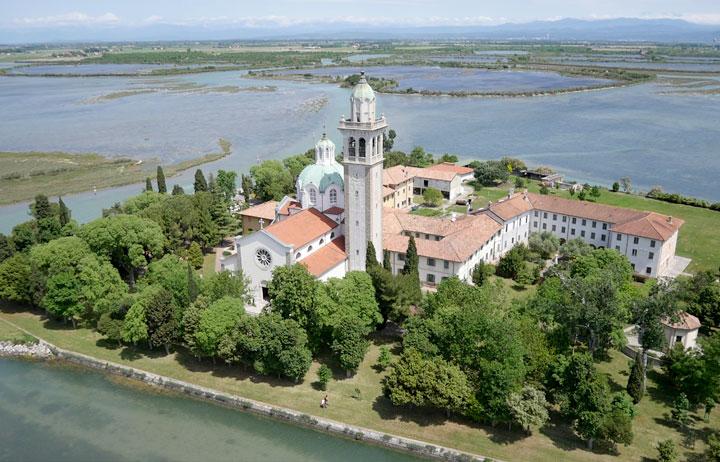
235 232 292 306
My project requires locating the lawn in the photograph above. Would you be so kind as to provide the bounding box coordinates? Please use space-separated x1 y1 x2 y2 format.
476 181 720 274
0 317 37 344
2 302 713 462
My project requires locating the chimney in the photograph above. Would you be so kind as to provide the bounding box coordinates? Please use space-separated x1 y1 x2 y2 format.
667 216 673 224
523 188 529 200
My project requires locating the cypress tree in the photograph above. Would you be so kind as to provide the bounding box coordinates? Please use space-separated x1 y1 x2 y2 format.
187 262 199 304
207 173 217 193
171 184 185 195
366 241 379 269
156 166 167 193
145 177 153 192
626 351 645 404
194 169 208 193
402 235 419 279
383 250 392 271
58 196 71 226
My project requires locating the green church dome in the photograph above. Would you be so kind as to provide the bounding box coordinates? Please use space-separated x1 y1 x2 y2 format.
352 72 375 101
297 162 344 193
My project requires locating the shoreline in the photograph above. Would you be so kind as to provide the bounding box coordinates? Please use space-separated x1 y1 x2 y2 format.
0 320 493 462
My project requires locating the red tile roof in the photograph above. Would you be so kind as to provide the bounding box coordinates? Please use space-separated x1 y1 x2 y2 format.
383 165 416 187
240 201 278 221
263 208 338 250
487 193 534 221
301 236 347 277
324 206 344 215
426 162 474 176
383 208 501 262
662 312 701 330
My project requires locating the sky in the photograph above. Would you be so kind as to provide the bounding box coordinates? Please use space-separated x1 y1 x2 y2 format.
3 0 720 29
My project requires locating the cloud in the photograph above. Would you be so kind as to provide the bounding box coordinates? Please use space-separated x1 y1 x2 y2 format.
12 12 120 27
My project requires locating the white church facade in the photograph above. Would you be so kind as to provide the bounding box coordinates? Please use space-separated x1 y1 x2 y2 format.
230 72 686 309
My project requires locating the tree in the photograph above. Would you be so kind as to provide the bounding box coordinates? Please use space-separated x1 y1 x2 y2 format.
122 303 148 346
539 184 549 195
145 177 153 192
529 232 560 260
97 312 125 347
10 221 37 252
0 254 32 303
422 187 443 207
633 280 679 377
590 185 601 200
376 346 391 371
612 182 620 192
317 364 331 390
268 264 318 331
254 313 312 382
656 440 678 462
383 250 391 271
366 241 379 270
438 153 459 163
507 386 550 434
496 244 527 279
283 155 314 182
201 270 249 303
250 160 294 201
187 242 204 269
58 197 71 227
31 194 52 220
316 272 382 342
140 286 178 354
383 129 396 151
156 166 167 194
408 147 433 167
79 214 165 285
240 173 254 201
471 261 494 286
331 315 371 375
402 236 419 278
514 176 526 189
626 352 645 403
144 254 199 309
194 169 208 193
671 393 691 428
194 296 245 359
474 160 510 186
383 348 473 416
707 432 720 461
171 184 185 195
619 177 632 193
215 169 238 203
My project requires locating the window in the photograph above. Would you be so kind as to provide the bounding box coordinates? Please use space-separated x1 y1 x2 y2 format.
631 249 638 256
650 240 656 248
676 335 683 344
582 219 587 226
617 234 622 241
615 245 620 251
602 223 608 230
359 138 366 157
398 253 405 261
348 137 356 156
543 212 548 219
443 260 449 269
295 252 301 259
534 211 539 217
427 274 436 283
553 214 557 220
592 221 597 228
309 188 317 205
329 189 337 204
649 252 654 260
331 231 335 239
631 263 636 270
561 226 566 233
633 237 639 244
580 230 585 237
542 223 547 230
423 180 429 187
319 239 324 245
562 216 567 223
572 217 577 224
552 225 556 232
601 234 606 241
533 222 538 228
590 232 595 239
255 248 272 268
571 229 576 235
308 245 313 252
646 267 652 275
427 258 436 267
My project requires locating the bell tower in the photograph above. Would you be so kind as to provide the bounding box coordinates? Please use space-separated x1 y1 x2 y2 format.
339 72 387 271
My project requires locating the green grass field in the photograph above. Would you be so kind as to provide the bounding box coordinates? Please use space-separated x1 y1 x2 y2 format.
2 302 714 462
0 317 37 344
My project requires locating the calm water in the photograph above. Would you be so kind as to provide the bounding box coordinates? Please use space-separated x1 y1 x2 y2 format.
8 63 199 75
1 66 719 232
279 65 610 92
0 358 419 462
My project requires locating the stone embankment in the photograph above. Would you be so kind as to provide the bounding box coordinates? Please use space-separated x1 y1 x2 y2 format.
0 341 53 358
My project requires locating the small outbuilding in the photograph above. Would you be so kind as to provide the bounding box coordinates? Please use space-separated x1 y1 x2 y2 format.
662 311 701 350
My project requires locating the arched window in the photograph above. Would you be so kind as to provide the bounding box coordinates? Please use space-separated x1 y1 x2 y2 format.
329 188 337 204
309 188 317 205
331 231 335 239
319 239 324 245
359 138 366 157
295 252 301 259
348 137 356 157
308 245 313 252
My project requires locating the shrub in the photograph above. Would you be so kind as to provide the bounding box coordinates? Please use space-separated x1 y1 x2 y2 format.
657 439 678 462
317 364 331 390
376 346 391 371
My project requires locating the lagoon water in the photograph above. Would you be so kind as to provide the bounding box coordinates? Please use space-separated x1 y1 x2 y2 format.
0 358 419 462
1 65 719 232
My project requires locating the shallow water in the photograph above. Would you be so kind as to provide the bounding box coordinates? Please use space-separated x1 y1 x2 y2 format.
8 63 198 75
0 358 420 462
1 68 719 232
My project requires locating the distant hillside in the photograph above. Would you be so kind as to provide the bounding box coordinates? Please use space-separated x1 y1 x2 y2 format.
2 18 719 44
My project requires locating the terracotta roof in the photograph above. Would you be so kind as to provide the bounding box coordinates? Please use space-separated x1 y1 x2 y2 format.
662 312 701 330
240 201 278 221
277 200 302 216
426 162 474 176
487 193 534 221
383 186 395 197
383 165 416 187
486 192 683 241
263 208 338 250
410 166 457 182
324 206 344 215
383 208 501 262
301 236 347 277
